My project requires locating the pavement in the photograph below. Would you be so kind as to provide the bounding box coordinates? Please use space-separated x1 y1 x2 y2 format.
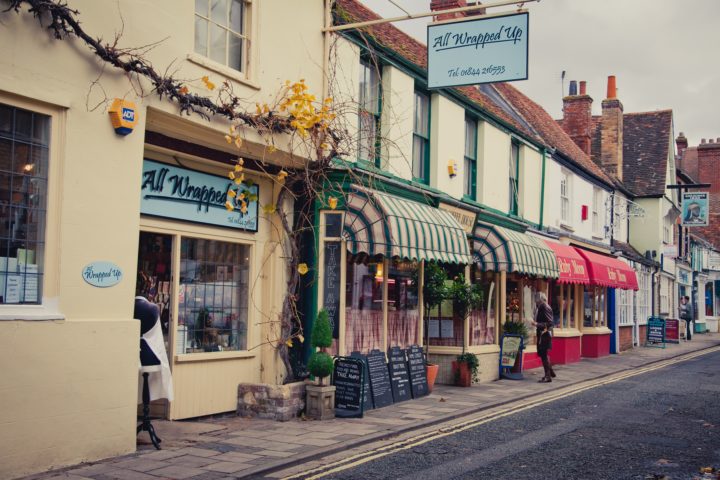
24 334 720 480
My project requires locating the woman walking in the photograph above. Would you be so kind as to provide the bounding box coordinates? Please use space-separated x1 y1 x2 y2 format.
532 292 556 383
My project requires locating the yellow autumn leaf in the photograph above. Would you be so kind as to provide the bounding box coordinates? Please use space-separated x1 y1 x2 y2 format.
327 197 338 210
285 339 293 348
179 86 189 95
263 204 277 214
297 263 309 275
201 75 216 90
297 334 305 344
224 201 234 211
234 164 243 173
234 137 242 148
267 145 277 153
225 135 233 144
238 158 244 166
228 171 235 180
227 190 237 198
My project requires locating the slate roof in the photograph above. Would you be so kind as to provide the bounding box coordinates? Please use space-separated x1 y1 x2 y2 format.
612 240 656 266
589 110 674 197
334 0 613 187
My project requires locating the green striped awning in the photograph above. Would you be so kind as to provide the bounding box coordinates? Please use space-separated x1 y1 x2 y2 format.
343 185 472 264
472 223 559 278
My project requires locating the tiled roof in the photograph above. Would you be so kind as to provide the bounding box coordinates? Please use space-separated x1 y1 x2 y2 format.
590 110 673 196
612 240 656 266
678 146 699 180
334 0 612 186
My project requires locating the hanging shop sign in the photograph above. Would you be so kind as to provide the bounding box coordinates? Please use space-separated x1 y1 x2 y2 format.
82 261 123 288
438 202 477 234
140 159 259 232
681 192 709 227
427 12 529 88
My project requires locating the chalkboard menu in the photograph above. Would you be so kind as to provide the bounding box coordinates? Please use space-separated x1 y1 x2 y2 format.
323 241 341 338
350 351 374 410
647 317 666 345
333 357 364 418
388 346 412 403
406 345 428 399
367 349 394 408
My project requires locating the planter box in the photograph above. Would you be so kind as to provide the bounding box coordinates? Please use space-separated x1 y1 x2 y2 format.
451 361 472 387
237 381 305 422
305 384 336 420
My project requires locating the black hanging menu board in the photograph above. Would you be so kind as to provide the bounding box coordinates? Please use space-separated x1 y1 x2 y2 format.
367 349 394 408
406 345 429 399
350 351 374 410
333 357 364 418
323 241 341 338
387 346 412 403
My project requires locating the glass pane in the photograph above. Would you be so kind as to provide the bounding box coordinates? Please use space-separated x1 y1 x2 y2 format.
228 33 243 71
358 112 376 161
14 109 32 142
194 16 208 56
211 0 228 26
195 0 209 17
0 104 12 136
345 256 383 353
387 259 419 349
209 24 227 65
469 269 496 346
464 157 473 197
465 118 476 157
0 138 12 172
178 237 250 353
414 92 428 136
325 213 342 238
412 136 425 179
32 114 50 146
229 0 244 33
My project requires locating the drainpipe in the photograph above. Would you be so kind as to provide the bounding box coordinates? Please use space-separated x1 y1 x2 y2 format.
538 148 547 230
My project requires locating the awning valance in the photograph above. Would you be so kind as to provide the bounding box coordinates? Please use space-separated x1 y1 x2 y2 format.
574 248 639 290
343 185 472 264
472 224 559 278
544 240 590 284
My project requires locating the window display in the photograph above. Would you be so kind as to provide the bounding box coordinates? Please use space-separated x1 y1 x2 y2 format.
0 103 49 304
345 255 383 353
584 286 607 328
549 281 575 329
469 269 496 346
177 238 250 353
428 263 464 347
387 258 419 349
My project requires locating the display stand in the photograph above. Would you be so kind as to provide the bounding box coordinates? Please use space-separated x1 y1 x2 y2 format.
499 334 524 380
137 365 163 450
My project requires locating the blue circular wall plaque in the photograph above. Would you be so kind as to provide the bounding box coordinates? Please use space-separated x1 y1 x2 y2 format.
82 261 123 288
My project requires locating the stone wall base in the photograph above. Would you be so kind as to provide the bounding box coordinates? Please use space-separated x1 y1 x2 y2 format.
237 382 305 422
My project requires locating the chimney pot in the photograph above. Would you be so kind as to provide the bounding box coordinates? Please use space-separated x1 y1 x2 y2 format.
569 80 577 96
579 81 587 95
710 139 715 144
717 137 720 143
607 75 617 99
701 138 707 144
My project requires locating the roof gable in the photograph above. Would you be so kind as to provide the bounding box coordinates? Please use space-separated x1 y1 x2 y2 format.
622 110 674 196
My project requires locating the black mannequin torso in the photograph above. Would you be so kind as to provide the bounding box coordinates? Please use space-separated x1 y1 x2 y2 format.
134 296 161 366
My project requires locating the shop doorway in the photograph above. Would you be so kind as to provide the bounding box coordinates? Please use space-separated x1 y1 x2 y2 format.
136 231 173 418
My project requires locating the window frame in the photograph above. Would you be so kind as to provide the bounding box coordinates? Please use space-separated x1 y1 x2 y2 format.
592 187 602 235
560 169 571 225
0 95 63 320
509 141 520 215
194 0 250 73
464 115 478 200
412 90 430 184
357 57 382 168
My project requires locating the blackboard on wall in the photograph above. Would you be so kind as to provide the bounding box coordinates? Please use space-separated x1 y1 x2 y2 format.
350 351 374 410
367 349 394 408
406 345 428 398
333 357 364 418
388 346 412 403
323 241 341 338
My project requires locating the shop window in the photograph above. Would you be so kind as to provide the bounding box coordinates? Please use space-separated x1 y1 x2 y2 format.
583 286 607 328
550 282 576 329
412 91 430 183
387 259 419 349
617 288 634 326
358 58 381 166
137 233 174 345
194 0 249 73
636 270 650 324
428 263 464 347
345 255 383 353
0 103 49 305
506 275 541 345
469 268 496 346
176 238 250 353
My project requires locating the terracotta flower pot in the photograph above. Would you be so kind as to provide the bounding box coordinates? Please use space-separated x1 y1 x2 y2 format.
452 361 472 387
426 363 439 392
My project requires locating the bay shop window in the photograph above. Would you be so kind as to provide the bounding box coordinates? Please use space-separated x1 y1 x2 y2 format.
323 185 473 356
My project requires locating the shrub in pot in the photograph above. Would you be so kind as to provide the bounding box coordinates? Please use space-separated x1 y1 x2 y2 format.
305 309 336 420
453 351 479 387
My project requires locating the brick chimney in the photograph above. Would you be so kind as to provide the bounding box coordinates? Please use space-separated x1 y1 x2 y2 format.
696 138 720 246
430 0 467 21
600 75 624 180
560 80 593 155
676 132 688 159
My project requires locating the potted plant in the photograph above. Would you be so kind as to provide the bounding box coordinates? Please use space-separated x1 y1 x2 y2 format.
449 275 484 386
416 261 448 392
305 309 335 420
453 351 480 387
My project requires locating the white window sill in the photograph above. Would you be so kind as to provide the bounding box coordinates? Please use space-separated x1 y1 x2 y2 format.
175 350 256 363
0 307 65 321
560 222 575 232
187 53 260 91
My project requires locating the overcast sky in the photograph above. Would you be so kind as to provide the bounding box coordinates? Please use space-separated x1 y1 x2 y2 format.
360 0 720 147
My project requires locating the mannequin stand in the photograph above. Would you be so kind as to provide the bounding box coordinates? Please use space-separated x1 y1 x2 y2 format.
137 368 162 450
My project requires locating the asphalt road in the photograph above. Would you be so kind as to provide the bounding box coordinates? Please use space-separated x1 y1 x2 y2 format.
318 351 720 480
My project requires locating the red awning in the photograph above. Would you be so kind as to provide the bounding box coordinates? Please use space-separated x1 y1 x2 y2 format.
574 248 639 290
544 240 590 284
